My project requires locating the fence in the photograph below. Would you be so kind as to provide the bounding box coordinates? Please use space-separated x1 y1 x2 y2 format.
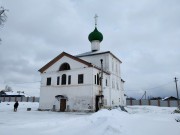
0 96 39 102
126 99 179 107
1 97 179 107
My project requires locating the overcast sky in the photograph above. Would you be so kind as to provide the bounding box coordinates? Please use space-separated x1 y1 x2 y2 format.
0 0 180 98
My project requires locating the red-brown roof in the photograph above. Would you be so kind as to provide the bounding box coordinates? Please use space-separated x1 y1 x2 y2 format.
38 52 93 73
38 52 110 75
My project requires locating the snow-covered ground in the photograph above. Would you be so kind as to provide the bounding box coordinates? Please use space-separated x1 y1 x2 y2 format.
0 102 179 135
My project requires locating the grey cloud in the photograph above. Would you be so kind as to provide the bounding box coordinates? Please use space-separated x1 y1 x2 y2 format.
0 0 180 98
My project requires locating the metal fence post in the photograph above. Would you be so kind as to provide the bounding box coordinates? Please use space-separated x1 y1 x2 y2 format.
158 100 160 106
130 99 132 106
139 100 142 105
168 100 170 107
148 100 151 105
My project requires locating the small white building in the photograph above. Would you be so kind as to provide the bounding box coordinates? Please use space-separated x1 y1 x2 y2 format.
38 23 126 112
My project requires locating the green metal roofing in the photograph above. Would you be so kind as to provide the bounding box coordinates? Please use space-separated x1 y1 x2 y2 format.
88 27 103 42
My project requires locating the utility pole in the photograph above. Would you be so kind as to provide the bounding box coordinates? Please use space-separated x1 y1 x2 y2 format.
174 77 179 106
141 91 146 100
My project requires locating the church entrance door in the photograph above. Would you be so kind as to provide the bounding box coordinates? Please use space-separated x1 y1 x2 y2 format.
95 96 100 112
60 99 66 112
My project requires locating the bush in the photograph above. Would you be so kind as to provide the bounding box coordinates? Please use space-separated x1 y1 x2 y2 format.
173 106 180 113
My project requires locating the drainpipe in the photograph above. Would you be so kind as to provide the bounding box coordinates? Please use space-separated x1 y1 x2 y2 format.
91 67 94 111
100 59 104 108
109 76 112 109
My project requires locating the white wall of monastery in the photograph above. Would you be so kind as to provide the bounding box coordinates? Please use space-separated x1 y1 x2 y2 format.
78 53 109 71
44 56 89 73
39 51 126 112
39 67 95 111
81 52 126 107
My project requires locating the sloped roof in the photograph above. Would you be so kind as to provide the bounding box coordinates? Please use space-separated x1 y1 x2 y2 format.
162 96 178 101
38 52 110 74
0 90 28 97
76 51 122 63
38 52 93 73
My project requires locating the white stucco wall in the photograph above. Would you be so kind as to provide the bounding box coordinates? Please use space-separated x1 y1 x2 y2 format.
79 52 125 107
44 56 89 73
39 85 94 111
39 52 126 112
39 67 95 111
91 40 100 51
78 53 109 71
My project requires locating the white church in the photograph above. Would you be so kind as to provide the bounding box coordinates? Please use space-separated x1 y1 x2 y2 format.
38 16 126 112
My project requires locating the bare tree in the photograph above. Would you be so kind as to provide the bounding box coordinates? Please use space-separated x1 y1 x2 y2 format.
4 85 12 92
0 7 7 42
0 7 7 25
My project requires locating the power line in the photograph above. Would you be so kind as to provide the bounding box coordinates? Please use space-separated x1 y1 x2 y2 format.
3 81 40 85
125 81 173 92
146 81 173 90
125 89 144 91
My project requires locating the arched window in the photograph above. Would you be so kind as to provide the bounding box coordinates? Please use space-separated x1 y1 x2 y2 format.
59 63 70 71
61 74 66 85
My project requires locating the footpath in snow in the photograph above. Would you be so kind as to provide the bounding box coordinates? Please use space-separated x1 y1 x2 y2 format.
0 102 179 135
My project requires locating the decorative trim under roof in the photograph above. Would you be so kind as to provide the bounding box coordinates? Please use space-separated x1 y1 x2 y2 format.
38 52 92 73
77 51 122 63
38 52 110 75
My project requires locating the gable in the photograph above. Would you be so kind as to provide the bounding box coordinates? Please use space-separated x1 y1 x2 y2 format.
38 52 93 73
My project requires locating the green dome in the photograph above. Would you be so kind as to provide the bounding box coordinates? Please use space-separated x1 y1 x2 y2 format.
88 27 103 42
